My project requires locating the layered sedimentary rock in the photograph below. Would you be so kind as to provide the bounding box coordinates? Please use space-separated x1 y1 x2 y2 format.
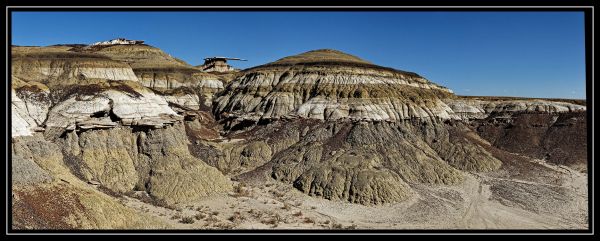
446 98 586 119
214 50 585 123
11 43 233 212
207 49 587 205
214 49 456 122
11 42 588 216
11 78 52 136
43 80 182 139
12 46 139 86
79 43 225 96
206 50 510 204
81 42 225 106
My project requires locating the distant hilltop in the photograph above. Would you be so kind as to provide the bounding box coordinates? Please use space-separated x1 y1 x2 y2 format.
91 38 144 46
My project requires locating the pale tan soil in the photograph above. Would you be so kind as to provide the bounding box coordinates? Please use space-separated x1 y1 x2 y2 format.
119 155 587 230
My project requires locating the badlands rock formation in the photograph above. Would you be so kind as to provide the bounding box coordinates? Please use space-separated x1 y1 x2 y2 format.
11 44 587 229
214 49 455 122
210 49 586 205
74 42 225 105
11 43 233 229
12 46 139 86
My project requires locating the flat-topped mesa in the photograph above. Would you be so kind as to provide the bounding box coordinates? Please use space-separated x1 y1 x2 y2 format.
213 49 456 122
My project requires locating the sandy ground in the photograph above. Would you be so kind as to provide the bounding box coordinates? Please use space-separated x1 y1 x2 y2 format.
119 157 588 230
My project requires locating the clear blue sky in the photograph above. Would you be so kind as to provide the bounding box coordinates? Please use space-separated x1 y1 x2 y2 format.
12 11 586 99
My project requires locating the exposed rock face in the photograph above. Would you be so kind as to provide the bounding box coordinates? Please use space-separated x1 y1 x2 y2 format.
11 42 588 225
473 111 587 171
80 43 226 105
12 91 43 136
267 120 503 204
447 98 586 119
11 80 52 137
12 46 139 86
214 50 585 123
11 43 233 212
43 81 182 139
58 123 232 205
214 49 455 122
85 44 223 89
12 136 55 185
11 134 169 229
207 49 585 205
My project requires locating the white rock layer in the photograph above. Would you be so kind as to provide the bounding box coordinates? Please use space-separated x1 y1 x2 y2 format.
446 99 586 119
45 88 181 133
11 89 51 137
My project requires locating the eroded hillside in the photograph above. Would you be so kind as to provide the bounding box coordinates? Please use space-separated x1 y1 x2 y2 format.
11 43 588 229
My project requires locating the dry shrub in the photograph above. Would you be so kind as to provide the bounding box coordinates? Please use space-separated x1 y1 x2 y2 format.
205 215 219 224
180 216 195 224
213 222 235 229
195 213 206 220
303 217 315 224
171 213 182 220
231 182 251 198
228 211 246 223
272 190 286 198
261 213 282 227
